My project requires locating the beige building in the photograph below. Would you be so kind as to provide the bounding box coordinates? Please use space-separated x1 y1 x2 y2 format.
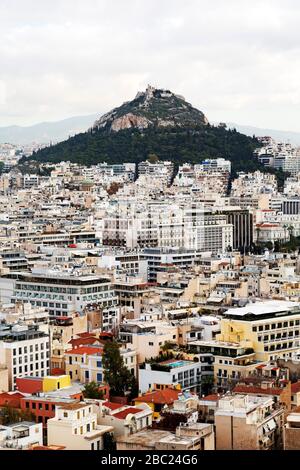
0 366 8 392
47 402 114 450
119 321 178 364
117 422 214 451
215 394 284 450
283 408 300 450
50 314 88 371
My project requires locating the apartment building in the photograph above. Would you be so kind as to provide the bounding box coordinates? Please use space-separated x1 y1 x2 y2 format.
283 408 300 450
137 160 174 185
0 323 50 391
0 421 43 450
47 402 114 450
65 344 137 383
215 394 284 450
0 270 120 328
119 321 178 363
139 358 202 394
217 300 300 362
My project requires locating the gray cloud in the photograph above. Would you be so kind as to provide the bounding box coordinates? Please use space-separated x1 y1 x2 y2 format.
0 0 300 131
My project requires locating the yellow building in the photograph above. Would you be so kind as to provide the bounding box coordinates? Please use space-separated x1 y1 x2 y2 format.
43 374 71 392
190 300 300 389
217 300 300 362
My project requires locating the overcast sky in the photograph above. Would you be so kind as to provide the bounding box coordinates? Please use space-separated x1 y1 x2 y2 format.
1 0 300 131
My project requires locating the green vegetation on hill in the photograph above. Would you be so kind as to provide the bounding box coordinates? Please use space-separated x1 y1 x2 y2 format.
22 124 264 173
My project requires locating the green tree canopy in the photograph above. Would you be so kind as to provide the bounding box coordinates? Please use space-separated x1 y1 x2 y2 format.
147 153 159 164
82 381 104 399
102 340 137 398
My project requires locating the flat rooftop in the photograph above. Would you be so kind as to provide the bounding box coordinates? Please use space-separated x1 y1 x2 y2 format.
225 300 300 318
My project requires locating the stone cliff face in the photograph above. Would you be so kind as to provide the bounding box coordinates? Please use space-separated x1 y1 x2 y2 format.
110 113 151 132
93 85 209 132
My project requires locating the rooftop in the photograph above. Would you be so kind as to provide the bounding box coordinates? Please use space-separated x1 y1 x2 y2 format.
225 300 300 318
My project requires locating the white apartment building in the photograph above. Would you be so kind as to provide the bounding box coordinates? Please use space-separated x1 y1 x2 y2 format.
0 421 43 450
139 358 202 394
0 323 50 390
0 269 120 329
138 160 174 184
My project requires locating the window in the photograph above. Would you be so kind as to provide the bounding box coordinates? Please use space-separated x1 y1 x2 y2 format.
63 412 68 418
148 342 154 346
97 373 102 382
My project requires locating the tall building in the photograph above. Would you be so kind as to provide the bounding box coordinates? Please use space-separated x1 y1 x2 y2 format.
0 323 50 390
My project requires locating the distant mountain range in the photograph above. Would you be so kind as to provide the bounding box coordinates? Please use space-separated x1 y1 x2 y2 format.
0 114 98 145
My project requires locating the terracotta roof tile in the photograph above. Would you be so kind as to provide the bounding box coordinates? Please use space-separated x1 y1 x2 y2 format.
66 346 103 356
113 407 143 420
233 385 282 396
134 389 180 405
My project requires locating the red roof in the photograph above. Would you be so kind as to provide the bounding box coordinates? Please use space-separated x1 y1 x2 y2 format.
113 407 142 420
0 392 25 399
77 332 95 338
68 337 102 348
51 368 66 376
233 385 282 396
66 346 103 356
103 401 123 411
200 394 220 402
135 388 180 405
291 382 300 393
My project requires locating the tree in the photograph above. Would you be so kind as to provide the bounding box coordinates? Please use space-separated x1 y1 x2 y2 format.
147 153 159 164
83 381 104 399
160 341 175 352
201 375 215 396
103 432 117 451
102 340 137 398
0 405 35 425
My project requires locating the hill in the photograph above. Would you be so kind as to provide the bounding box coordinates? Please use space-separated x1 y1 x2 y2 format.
24 86 264 173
